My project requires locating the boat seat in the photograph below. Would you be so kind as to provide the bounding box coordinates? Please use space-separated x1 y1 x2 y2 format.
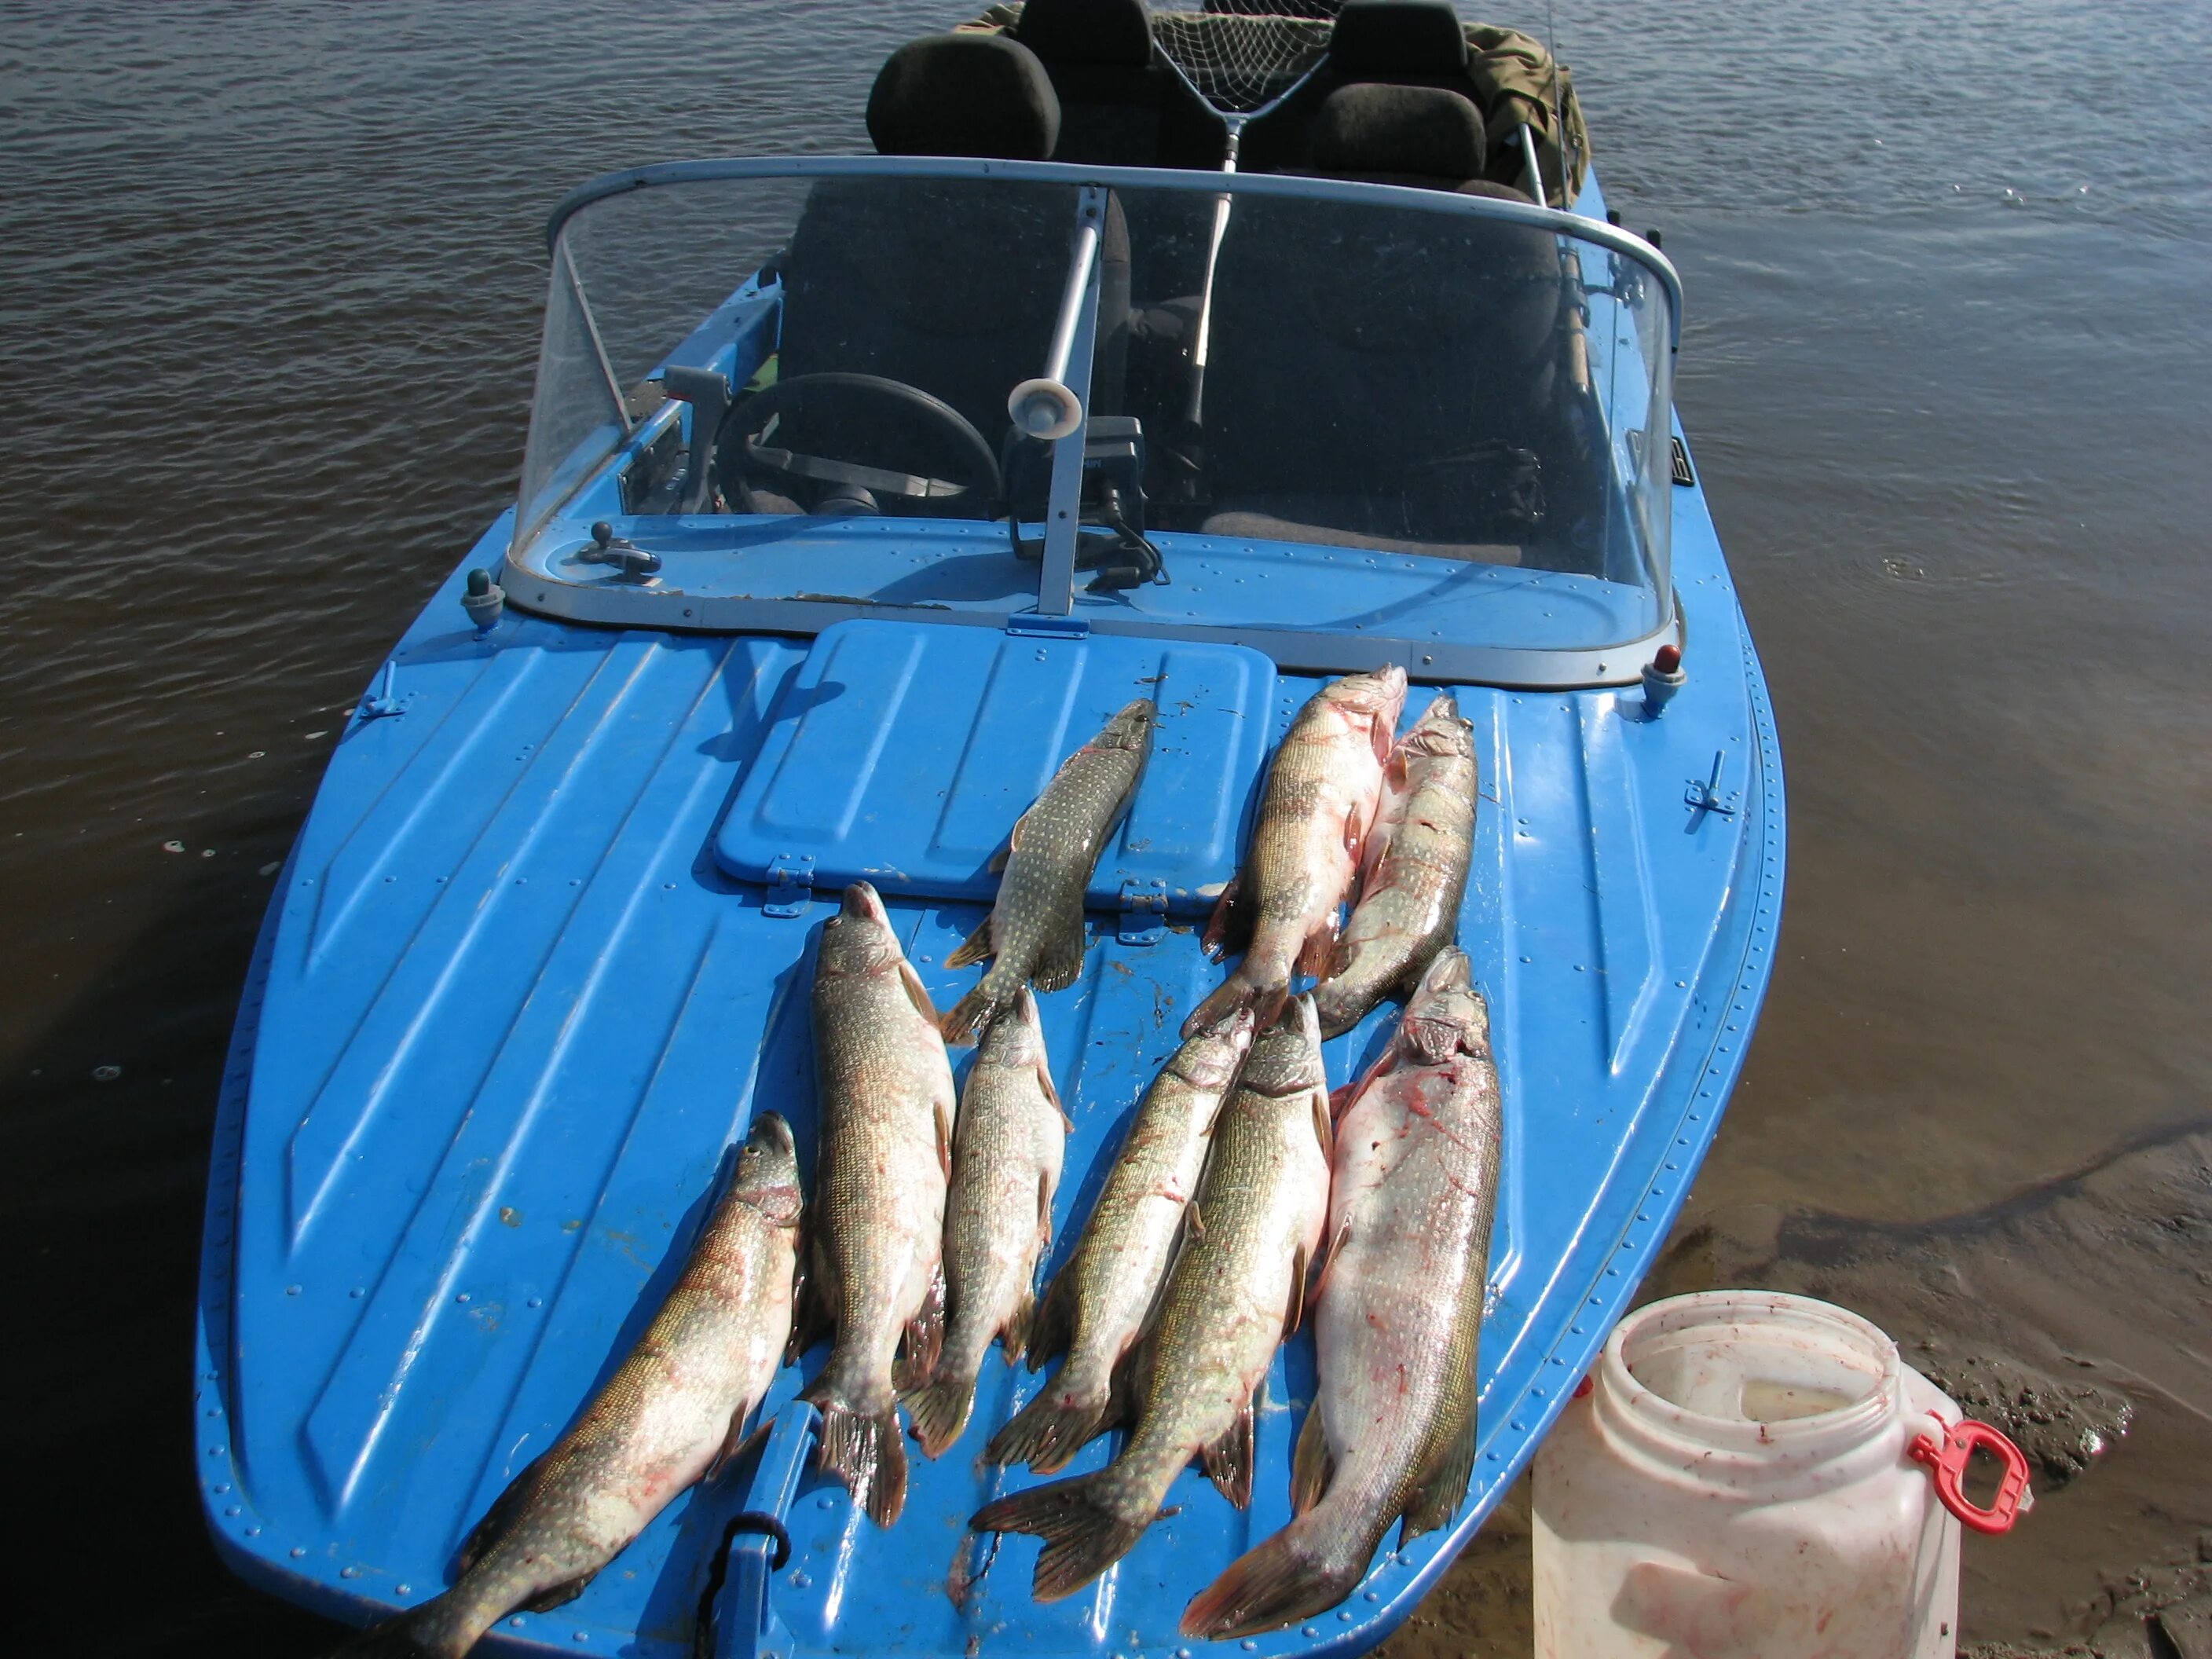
1199 84 1572 558
1238 0 1477 177
754 34 1130 514
1012 0 1230 170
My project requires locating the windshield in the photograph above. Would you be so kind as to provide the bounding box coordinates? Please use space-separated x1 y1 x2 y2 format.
515 160 1679 675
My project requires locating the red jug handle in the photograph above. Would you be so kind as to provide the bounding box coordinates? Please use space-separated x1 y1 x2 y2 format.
1910 1415 2031 1535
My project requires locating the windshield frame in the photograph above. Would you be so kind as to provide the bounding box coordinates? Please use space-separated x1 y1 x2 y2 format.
516 155 1686 689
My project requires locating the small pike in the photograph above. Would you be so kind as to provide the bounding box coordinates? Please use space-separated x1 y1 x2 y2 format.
972 999 1331 1601
1184 950 1502 1639
327 1114 802 1659
943 699 1156 1044
986 1005 1258 1473
1314 694 1476 1038
904 988 1069 1458
800 882 958 1525
1186 668 1406 1038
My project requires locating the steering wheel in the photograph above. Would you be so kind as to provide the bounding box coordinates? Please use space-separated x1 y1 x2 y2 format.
712 372 1002 515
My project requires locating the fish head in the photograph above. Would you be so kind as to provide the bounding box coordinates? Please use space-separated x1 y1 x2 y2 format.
1399 694 1475 759
734 1111 804 1226
1093 698 1158 756
1241 994 1327 1097
1170 1003 1258 1088
977 985 1048 1069
1398 948 1489 1064
817 881 903 980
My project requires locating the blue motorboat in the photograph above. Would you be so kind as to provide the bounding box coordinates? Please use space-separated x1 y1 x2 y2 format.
196 5 1783 1654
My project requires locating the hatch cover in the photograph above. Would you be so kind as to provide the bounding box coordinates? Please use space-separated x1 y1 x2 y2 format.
713 620 1276 912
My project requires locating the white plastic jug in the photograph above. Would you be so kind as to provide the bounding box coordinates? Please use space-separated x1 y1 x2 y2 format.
1533 1291 2030 1659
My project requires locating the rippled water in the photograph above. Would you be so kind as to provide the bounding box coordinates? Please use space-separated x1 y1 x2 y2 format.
3 0 2207 1650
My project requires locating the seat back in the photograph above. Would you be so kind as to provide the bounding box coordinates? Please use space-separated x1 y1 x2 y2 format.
775 33 1130 487
1013 0 1229 170
1238 0 1476 174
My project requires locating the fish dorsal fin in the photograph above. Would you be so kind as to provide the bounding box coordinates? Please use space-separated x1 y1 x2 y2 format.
1291 1401 1335 1516
1400 1403 1480 1540
898 958 942 1024
945 914 995 970
1201 1395 1257 1509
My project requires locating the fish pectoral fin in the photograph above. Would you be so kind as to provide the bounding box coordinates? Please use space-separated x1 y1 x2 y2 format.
1400 1404 1480 1540
1309 1085 1335 1164
521 1567 598 1614
1284 1243 1312 1337
786 1238 833 1364
1024 1268 1075 1371
1184 1199 1205 1242
1295 911 1342 979
945 914 996 970
894 1263 949 1391
1291 1401 1336 1516
1003 1289 1038 1364
457 1448 555 1575
1201 1397 1257 1509
988 844 1013 875
898 958 943 1024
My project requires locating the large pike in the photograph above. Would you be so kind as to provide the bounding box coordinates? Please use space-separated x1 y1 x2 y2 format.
801 881 958 1525
904 988 1069 1458
1185 668 1406 1038
328 1114 803 1659
941 698 1156 1044
1183 950 1503 1639
1313 694 1476 1038
971 998 1331 1601
986 1005 1258 1473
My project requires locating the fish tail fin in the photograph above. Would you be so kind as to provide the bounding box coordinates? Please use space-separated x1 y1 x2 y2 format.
1179 1511 1373 1641
1182 966 1261 1039
970 1470 1151 1601
982 1377 1108 1473
803 1386 909 1525
322 1591 489 1659
902 1362 979 1460
939 983 998 1046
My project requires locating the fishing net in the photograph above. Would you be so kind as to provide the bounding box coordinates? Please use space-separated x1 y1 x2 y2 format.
1149 5 1340 118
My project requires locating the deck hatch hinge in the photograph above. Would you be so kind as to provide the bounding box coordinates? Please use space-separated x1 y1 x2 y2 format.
701 1401 819 1659
762 853 815 917
1117 877 1169 946
1005 614 1090 640
1684 751 1740 820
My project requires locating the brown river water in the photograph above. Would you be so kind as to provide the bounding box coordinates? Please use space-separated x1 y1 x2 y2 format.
2 1 2207 1652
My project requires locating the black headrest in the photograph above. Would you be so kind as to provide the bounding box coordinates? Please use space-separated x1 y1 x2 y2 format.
866 34 1062 159
1328 0 1470 77
1311 85 1486 183
1015 0 1154 68
1456 178 1536 204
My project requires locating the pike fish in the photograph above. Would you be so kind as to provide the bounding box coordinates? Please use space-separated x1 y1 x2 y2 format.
905 988 1069 1458
1183 950 1502 1640
800 881 958 1525
1185 668 1406 1038
942 698 1156 1044
1313 694 1476 1038
986 1005 1258 1473
328 1113 803 1659
971 998 1331 1601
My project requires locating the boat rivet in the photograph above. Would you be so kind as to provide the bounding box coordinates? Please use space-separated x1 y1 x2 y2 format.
1339 1610 1354 1621
245 1526 259 1536
789 1572 811 1588
512 1617 526 1627
396 1584 411 1596
1242 1644 1258 1652
225 1506 242 1517
818 1496 837 1509
340 1566 358 1579
291 1547 306 1558
528 1296 544 1309
457 1292 471 1304
350 1287 364 1298
1364 1591 1380 1602
573 1632 589 1642
1303 1628 1320 1638
285 1284 301 1296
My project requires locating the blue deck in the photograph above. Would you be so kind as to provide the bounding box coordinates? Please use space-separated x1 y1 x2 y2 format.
195 424 1782 1653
